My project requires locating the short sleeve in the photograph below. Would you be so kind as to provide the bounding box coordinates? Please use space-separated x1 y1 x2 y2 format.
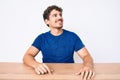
74 34 85 52
32 35 42 51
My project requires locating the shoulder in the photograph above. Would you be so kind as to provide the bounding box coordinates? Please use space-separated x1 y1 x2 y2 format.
35 31 49 39
64 29 79 38
37 31 49 37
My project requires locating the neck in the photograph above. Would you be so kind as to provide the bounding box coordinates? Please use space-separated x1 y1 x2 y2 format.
50 28 63 36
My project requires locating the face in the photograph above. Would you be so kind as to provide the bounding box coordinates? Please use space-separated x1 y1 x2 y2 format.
45 9 63 29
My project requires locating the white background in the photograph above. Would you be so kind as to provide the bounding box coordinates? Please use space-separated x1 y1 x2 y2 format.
0 0 120 63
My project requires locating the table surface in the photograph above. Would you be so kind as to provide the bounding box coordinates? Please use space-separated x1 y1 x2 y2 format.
0 62 120 80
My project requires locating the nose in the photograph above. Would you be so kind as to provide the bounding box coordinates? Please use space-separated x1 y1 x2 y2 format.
57 14 62 19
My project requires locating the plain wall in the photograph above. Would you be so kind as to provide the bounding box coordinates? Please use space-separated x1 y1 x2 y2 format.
0 0 120 63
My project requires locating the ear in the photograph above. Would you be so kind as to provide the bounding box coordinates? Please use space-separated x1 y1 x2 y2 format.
45 19 49 25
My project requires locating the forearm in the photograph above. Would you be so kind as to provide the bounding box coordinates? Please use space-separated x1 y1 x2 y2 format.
23 54 40 68
83 54 94 68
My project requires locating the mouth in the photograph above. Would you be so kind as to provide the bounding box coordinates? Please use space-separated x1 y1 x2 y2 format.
56 19 63 24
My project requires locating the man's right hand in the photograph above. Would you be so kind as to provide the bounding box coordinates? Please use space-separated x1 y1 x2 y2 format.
23 46 53 75
34 63 53 75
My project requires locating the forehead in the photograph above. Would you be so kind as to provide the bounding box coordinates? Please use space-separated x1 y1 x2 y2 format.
50 9 62 15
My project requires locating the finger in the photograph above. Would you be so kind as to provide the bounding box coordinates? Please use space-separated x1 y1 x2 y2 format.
35 67 44 75
38 67 45 74
91 72 95 79
35 68 40 74
80 70 85 80
87 70 92 80
43 64 51 74
40 65 47 74
83 70 88 80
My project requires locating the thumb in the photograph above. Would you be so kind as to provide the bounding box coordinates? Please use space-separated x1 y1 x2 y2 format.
50 69 54 72
75 70 82 75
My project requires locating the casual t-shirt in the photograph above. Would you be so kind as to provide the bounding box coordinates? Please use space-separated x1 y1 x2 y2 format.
32 29 85 63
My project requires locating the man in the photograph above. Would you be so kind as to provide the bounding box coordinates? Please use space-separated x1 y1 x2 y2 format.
23 5 95 80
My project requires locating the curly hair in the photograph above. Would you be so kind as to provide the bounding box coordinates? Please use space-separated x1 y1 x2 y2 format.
43 5 63 21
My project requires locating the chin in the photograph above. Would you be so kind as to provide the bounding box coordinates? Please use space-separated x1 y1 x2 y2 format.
57 26 63 29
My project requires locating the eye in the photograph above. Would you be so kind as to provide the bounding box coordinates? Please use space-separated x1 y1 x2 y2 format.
60 13 62 17
53 14 57 17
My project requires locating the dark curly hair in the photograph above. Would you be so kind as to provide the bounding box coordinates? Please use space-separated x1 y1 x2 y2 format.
43 5 63 21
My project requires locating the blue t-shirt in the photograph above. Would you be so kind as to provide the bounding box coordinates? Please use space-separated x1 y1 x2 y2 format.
32 29 85 63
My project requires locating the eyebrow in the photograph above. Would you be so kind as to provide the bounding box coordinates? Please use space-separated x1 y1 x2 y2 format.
51 12 62 16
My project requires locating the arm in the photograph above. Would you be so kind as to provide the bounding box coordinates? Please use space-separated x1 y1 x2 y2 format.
23 46 52 74
77 47 94 67
76 47 95 80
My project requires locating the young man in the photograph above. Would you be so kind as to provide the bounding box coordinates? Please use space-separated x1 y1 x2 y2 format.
23 5 95 80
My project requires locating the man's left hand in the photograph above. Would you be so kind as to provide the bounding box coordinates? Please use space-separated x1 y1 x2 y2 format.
76 64 95 80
